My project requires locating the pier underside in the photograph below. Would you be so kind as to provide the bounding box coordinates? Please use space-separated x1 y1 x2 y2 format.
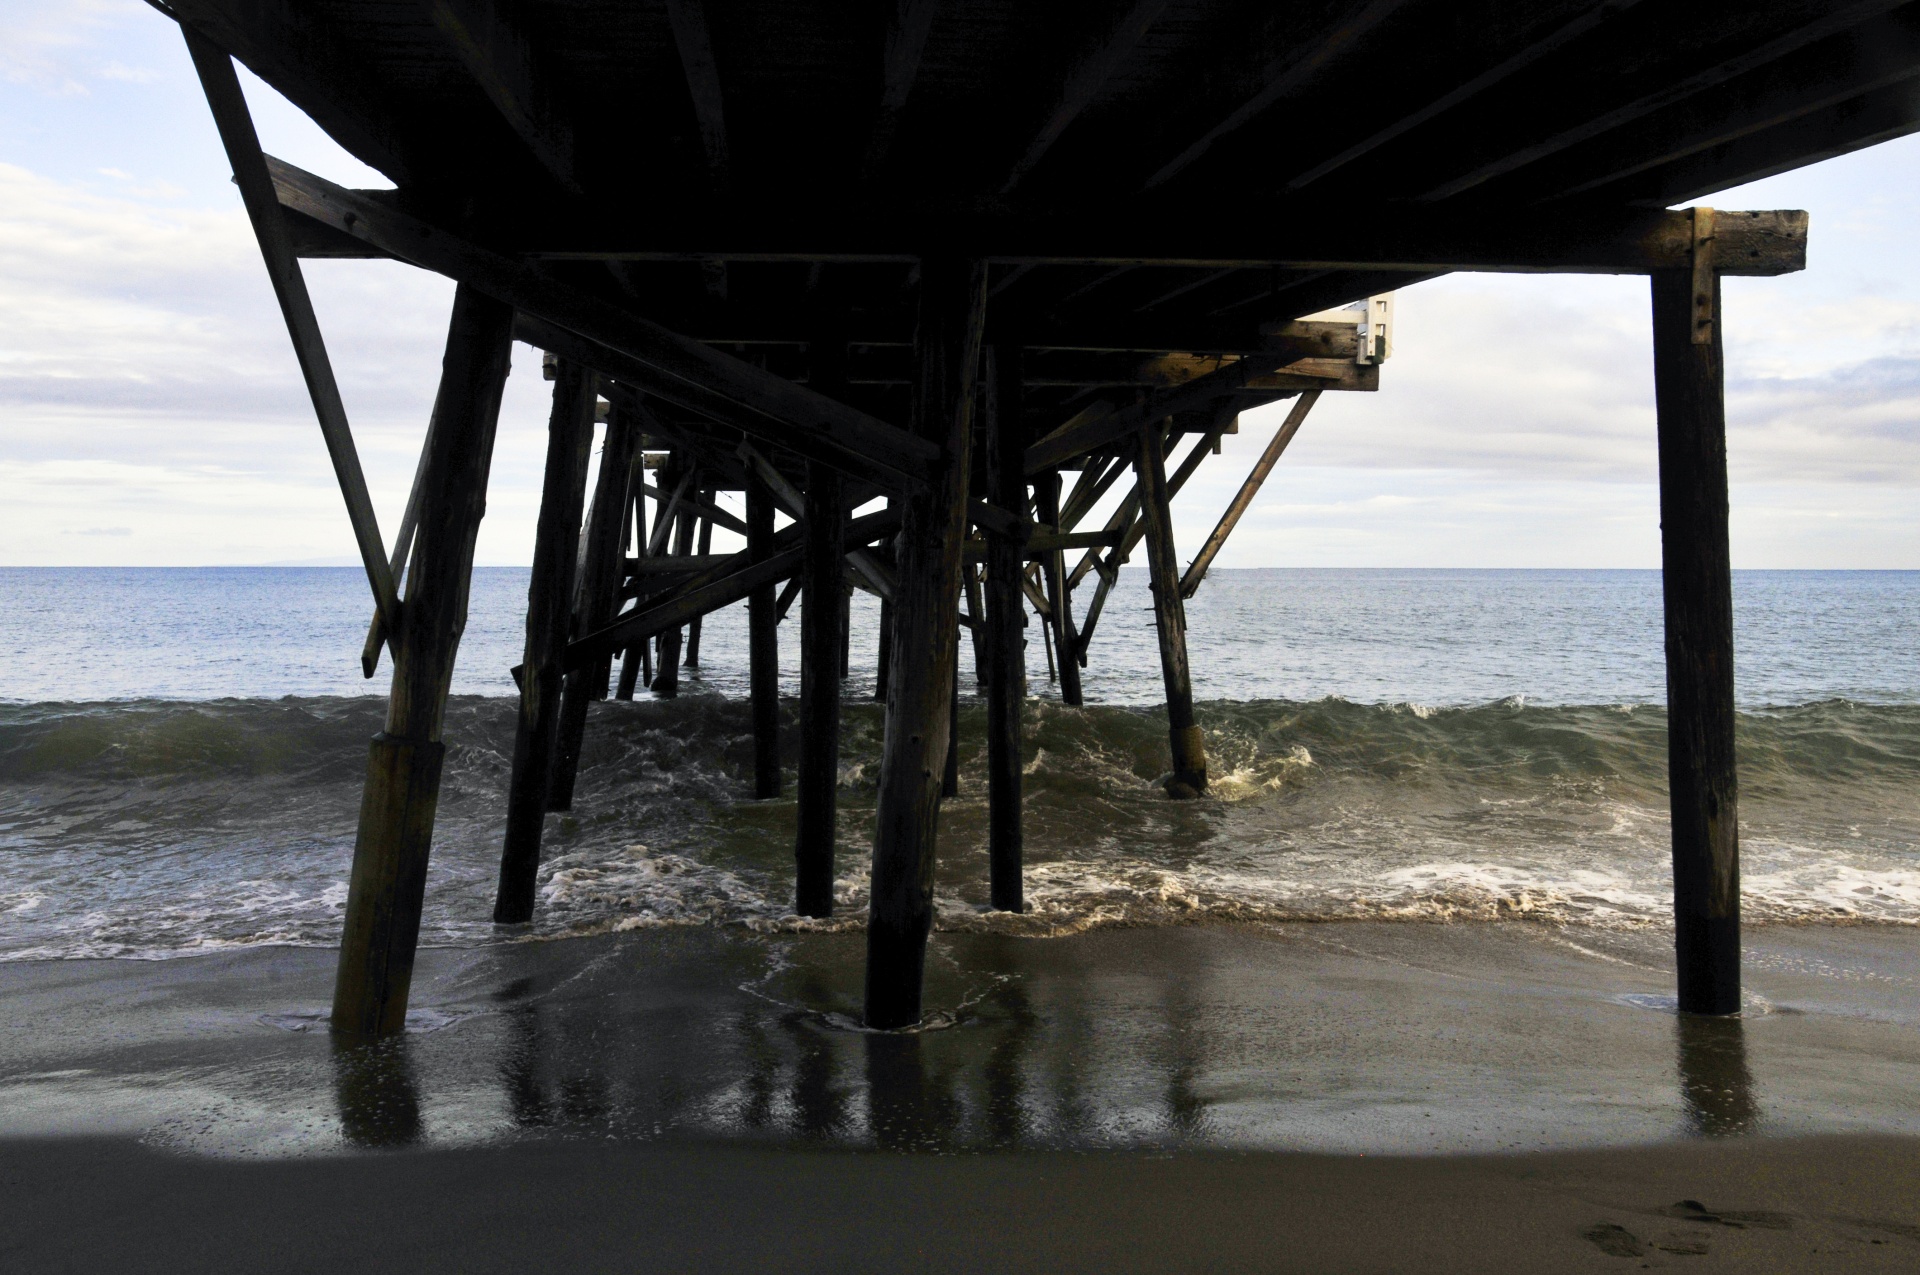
157 0 1920 1029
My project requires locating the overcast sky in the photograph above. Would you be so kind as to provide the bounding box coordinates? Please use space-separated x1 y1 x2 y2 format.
4 1 1919 569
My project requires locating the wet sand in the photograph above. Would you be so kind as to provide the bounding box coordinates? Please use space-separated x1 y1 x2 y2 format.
4 921 1920 1268
6 1130 1920 1272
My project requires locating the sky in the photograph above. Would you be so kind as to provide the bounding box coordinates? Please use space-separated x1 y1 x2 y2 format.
3 2 1919 568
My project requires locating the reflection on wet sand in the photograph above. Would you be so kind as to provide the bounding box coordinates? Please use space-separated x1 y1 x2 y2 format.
332 1035 424 1148
318 927 1799 1155
1676 1012 1758 1137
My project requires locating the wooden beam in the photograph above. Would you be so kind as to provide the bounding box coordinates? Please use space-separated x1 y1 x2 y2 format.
795 461 844 916
1142 0 1415 190
565 505 903 671
1179 390 1320 598
517 205 1807 276
1000 0 1166 193
266 159 939 491
664 0 730 188
1025 353 1291 473
183 30 403 650
865 0 944 176
421 0 581 194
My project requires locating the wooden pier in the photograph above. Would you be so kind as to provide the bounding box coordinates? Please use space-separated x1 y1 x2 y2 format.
159 0 1917 1030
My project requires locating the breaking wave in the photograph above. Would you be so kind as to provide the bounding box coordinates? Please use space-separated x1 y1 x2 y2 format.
3 693 1918 959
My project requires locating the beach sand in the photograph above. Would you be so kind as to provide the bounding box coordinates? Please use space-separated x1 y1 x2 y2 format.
4 921 1920 1269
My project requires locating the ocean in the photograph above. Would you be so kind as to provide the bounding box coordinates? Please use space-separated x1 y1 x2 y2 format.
4 567 1919 963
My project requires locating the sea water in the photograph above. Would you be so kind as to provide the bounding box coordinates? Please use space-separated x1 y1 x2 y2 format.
2 567 1918 961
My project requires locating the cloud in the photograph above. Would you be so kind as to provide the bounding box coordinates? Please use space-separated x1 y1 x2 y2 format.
0 0 138 95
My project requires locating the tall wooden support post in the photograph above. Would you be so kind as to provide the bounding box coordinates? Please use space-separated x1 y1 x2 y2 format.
943 646 960 799
651 454 687 698
875 532 895 702
333 285 511 1036
492 360 597 925
1653 226 1741 1016
1134 423 1206 799
839 583 853 678
984 345 1028 912
795 461 844 914
684 495 714 667
865 258 987 1030
614 472 647 700
1034 473 1083 705
747 467 782 798
549 406 639 810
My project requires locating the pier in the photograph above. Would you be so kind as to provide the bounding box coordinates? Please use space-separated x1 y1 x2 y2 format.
153 0 1913 1033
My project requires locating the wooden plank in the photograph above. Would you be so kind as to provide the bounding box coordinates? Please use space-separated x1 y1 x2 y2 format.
493 359 598 925
683 489 716 668
865 257 987 1030
1653 267 1741 1016
663 0 730 188
266 160 940 491
1001 0 1167 192
332 284 512 1037
636 479 747 535
865 0 944 176
167 0 418 185
1179 390 1320 597
1281 0 1649 192
1419 0 1906 201
1144 0 1416 189
421 0 580 193
183 31 402 647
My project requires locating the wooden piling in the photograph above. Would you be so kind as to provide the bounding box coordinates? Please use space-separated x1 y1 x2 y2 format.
1034 472 1083 705
333 284 511 1036
875 540 895 702
796 459 844 915
650 454 690 697
985 345 1028 911
1652 254 1741 1016
492 359 597 925
943 644 960 799
684 492 714 667
865 257 986 1030
548 404 638 810
748 466 781 799
1133 422 1206 798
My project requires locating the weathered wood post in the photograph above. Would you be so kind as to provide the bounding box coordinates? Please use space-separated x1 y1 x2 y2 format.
684 493 715 667
865 257 987 1029
332 284 511 1036
943 644 961 799
1653 209 1741 1016
795 460 844 915
985 345 1028 911
651 453 689 697
1033 472 1083 705
875 534 895 702
1134 422 1206 798
492 359 597 925
548 405 639 810
747 466 781 798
